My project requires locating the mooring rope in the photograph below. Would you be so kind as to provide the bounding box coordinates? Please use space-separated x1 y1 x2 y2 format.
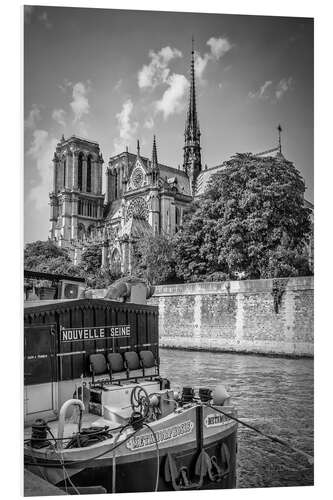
143 422 160 492
205 403 314 465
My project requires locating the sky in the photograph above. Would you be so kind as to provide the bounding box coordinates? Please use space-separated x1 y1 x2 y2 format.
24 5 314 243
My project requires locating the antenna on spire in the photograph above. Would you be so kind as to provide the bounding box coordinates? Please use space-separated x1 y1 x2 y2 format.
191 35 194 54
277 124 282 153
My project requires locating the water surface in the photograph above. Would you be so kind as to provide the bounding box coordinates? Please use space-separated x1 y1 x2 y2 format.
159 348 314 488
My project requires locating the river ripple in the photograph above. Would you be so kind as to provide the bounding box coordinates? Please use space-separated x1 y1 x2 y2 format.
159 348 314 488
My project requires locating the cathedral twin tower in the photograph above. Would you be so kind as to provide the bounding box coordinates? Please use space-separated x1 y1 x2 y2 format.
49 43 203 272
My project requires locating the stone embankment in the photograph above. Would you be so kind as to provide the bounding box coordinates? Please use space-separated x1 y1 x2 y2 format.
148 277 313 357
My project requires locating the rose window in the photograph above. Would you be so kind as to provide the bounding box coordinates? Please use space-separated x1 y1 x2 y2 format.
132 168 144 189
126 197 148 221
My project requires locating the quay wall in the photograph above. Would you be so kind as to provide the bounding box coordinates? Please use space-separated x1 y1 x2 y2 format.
147 277 314 357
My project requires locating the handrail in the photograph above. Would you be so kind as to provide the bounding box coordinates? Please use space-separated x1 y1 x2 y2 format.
57 399 85 449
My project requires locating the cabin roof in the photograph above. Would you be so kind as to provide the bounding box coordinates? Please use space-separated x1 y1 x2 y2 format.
24 297 158 316
24 269 85 283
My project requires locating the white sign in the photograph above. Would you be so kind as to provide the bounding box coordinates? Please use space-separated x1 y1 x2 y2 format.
204 413 232 428
60 325 131 342
126 420 194 451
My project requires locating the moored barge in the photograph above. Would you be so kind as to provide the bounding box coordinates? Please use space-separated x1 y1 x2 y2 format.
24 283 237 494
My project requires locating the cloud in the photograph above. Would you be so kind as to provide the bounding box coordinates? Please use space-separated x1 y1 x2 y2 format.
138 46 182 89
113 99 138 153
207 37 232 59
249 77 294 102
144 117 154 129
117 99 137 141
275 77 294 100
75 121 89 137
38 11 52 29
58 78 73 93
194 52 210 81
139 37 232 120
70 81 90 122
155 74 189 119
27 130 58 210
248 80 273 100
52 108 67 128
24 104 41 130
27 129 49 157
55 80 91 136
138 45 188 120
194 36 233 82
24 6 35 24
114 79 122 91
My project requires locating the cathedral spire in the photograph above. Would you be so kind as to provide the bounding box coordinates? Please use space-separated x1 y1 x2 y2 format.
136 139 140 157
277 124 282 154
152 135 158 168
183 37 202 195
187 36 198 133
151 135 159 184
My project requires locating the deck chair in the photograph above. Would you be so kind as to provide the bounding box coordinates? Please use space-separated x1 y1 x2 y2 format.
89 353 110 385
107 352 127 383
123 351 143 381
139 350 159 379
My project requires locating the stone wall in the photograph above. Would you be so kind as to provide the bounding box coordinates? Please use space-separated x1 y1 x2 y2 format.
148 277 313 357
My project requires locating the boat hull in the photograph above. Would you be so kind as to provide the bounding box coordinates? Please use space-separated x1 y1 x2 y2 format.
57 429 237 492
25 405 238 493
26 433 237 492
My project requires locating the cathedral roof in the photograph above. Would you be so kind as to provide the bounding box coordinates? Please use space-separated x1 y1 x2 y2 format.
121 216 152 239
195 163 227 196
109 150 188 178
104 198 122 221
158 163 187 178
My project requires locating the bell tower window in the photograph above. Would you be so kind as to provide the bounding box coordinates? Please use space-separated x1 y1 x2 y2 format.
78 153 83 191
87 155 92 193
63 159 66 188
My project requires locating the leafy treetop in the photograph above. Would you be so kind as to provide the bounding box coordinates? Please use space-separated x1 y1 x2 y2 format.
132 232 177 285
24 240 81 276
174 153 312 281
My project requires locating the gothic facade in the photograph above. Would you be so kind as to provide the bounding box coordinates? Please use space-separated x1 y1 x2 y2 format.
49 44 205 273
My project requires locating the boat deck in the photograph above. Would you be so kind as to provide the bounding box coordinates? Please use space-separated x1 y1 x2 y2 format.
24 410 121 442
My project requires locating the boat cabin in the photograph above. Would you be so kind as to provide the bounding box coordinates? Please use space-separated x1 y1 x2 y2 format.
24 297 160 425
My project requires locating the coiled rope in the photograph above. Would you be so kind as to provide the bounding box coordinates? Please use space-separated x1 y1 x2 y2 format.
24 424 142 468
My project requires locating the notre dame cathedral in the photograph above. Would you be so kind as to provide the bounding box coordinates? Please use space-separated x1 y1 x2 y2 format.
49 44 310 274
48 44 206 273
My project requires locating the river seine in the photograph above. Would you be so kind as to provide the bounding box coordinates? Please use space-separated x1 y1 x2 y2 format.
159 348 314 488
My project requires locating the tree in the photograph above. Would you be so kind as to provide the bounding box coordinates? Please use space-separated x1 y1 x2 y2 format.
24 240 81 276
85 268 122 289
175 153 312 281
76 242 121 288
78 242 102 275
132 233 177 285
24 240 121 288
